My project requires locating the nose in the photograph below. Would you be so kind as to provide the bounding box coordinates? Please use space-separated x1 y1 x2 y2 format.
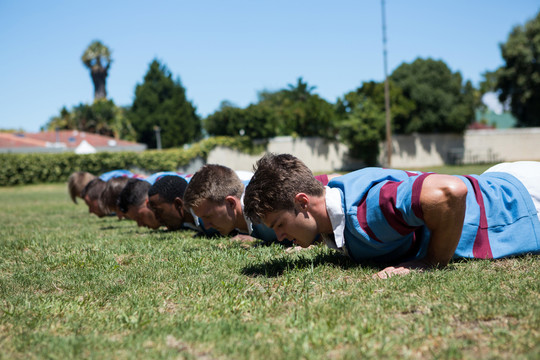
276 231 287 242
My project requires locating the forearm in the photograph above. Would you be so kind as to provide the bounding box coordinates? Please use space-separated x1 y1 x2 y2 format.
418 174 468 267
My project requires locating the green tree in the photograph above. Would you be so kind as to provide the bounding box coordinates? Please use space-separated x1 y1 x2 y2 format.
128 59 201 148
256 78 338 138
337 80 415 134
204 101 243 136
81 40 112 100
285 77 317 102
390 58 475 133
495 11 540 126
44 100 136 141
338 96 385 166
204 101 279 139
205 78 337 140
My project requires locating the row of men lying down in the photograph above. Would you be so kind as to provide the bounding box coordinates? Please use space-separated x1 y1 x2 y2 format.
69 166 303 246
69 154 540 279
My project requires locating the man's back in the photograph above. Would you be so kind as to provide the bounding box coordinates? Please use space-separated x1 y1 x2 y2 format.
327 167 540 263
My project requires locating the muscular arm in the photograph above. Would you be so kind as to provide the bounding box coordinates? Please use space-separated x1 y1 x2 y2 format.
416 174 468 267
375 174 468 278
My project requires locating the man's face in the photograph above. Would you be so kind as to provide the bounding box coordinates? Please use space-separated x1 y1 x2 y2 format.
192 198 235 235
84 195 106 218
263 208 318 248
148 194 184 231
115 208 127 220
125 202 161 229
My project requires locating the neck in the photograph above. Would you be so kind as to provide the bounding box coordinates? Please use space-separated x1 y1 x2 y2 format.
234 202 248 232
184 210 195 224
310 190 333 234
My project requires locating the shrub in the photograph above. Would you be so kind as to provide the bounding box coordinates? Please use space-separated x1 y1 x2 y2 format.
0 137 259 186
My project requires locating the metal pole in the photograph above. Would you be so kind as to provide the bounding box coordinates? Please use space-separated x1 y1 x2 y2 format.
154 126 162 150
382 0 392 167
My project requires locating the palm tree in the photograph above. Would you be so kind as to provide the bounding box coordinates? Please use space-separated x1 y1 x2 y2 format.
81 40 112 100
286 77 317 102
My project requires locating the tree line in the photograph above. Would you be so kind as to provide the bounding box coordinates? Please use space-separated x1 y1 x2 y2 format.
44 10 540 165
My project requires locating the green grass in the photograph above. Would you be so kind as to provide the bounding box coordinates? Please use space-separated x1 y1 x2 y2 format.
1 179 539 359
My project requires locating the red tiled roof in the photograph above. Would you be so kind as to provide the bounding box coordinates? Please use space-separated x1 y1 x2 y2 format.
0 130 142 149
0 132 48 148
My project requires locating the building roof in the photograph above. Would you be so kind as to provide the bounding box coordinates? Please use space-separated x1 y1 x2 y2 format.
474 109 517 129
0 130 146 154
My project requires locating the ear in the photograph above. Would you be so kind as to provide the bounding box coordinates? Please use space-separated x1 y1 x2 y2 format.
294 193 310 211
225 195 238 210
174 197 184 215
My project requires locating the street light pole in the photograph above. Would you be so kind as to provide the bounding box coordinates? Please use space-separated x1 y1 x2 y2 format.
154 126 162 150
381 0 392 167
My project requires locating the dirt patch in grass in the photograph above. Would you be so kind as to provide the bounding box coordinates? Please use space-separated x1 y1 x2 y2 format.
166 335 217 360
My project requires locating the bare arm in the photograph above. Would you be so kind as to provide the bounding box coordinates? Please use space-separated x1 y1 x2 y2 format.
375 174 468 278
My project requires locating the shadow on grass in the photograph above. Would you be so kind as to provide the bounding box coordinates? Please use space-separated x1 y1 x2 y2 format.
241 252 380 277
99 223 136 230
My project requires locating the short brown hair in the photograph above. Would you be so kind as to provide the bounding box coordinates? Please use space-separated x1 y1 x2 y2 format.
67 171 96 204
244 153 324 223
81 178 106 202
99 177 130 214
117 179 151 213
184 164 244 208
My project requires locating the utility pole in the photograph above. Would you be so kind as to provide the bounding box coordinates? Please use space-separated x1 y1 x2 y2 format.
381 0 392 167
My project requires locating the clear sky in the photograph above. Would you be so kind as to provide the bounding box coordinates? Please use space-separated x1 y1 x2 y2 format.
1 0 539 132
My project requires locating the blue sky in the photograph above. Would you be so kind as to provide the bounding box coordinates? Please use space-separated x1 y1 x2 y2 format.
1 0 539 132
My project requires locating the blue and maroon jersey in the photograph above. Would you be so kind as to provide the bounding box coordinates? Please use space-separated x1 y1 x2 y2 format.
315 174 330 186
99 170 135 181
327 168 540 263
143 172 192 185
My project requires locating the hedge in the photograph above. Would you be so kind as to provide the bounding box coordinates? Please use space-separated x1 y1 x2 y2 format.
0 136 262 186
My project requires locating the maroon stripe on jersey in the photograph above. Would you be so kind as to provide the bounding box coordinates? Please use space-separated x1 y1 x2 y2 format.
379 180 420 235
405 171 421 177
411 173 432 220
357 193 382 243
314 174 329 186
464 175 493 259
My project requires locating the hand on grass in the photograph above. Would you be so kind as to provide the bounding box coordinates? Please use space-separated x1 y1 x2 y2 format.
231 234 256 242
285 245 314 253
373 266 411 279
373 260 430 279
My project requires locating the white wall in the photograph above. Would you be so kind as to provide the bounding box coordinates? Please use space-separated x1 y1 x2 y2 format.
380 133 464 168
464 128 540 162
204 129 540 172
207 136 362 173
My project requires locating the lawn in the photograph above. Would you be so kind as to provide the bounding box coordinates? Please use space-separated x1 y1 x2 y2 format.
0 167 539 359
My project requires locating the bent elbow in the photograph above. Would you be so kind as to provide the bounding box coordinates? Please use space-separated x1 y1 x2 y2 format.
446 178 468 202
422 175 468 210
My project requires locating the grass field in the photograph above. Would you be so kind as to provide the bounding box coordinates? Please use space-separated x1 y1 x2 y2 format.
1 164 539 359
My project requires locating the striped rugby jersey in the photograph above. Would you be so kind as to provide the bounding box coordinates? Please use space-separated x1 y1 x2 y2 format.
143 172 192 185
327 168 540 263
98 169 135 181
